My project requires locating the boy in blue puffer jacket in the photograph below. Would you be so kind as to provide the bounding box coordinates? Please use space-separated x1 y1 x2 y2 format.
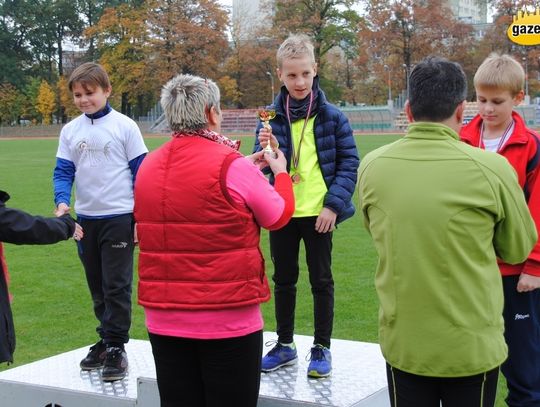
254 33 359 378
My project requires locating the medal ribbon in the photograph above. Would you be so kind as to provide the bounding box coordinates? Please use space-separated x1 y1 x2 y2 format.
479 119 514 152
286 91 314 175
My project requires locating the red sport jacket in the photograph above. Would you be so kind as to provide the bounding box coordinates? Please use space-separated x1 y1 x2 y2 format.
461 111 540 276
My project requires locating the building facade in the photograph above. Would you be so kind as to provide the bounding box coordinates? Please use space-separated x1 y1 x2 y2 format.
230 0 488 36
444 0 488 23
232 0 271 38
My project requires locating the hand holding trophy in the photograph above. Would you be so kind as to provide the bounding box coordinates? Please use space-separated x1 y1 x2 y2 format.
257 108 277 157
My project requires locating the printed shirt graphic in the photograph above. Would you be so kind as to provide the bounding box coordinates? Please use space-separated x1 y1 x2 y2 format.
76 137 112 167
56 110 148 216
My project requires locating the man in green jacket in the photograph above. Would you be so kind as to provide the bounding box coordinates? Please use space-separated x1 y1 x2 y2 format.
359 56 537 407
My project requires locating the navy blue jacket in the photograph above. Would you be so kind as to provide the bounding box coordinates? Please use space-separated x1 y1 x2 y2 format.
254 88 359 224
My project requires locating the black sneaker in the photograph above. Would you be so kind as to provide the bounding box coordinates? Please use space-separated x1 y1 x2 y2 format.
101 346 128 382
80 340 107 370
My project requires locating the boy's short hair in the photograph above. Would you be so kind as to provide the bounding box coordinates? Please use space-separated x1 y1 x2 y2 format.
68 62 111 92
161 74 221 132
277 34 316 68
474 53 524 96
409 56 467 122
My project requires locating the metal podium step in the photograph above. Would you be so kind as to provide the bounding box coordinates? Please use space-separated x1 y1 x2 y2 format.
0 332 389 407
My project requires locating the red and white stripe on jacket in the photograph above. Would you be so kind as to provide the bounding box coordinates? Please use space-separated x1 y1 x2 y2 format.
461 111 540 276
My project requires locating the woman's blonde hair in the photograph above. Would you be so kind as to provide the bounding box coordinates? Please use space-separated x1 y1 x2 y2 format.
161 74 220 132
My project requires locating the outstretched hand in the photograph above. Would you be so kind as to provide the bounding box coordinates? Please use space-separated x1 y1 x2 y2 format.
264 148 287 175
246 151 269 170
73 223 83 241
55 202 70 217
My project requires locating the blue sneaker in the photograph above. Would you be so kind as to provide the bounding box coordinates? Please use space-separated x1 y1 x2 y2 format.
307 344 332 378
261 342 298 372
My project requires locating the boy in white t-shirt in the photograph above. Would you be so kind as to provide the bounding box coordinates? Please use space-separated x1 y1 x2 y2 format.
53 62 148 382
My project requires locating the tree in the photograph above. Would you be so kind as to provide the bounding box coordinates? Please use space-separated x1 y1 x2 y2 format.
86 2 150 116
36 80 56 124
264 0 363 103
272 0 360 68
57 76 79 119
145 0 229 83
218 75 242 107
471 1 540 100
324 46 367 105
524 46 540 99
19 77 41 123
319 8 365 103
0 83 21 125
482 0 534 54
77 0 134 60
237 40 276 107
16 0 83 81
223 5 278 108
52 0 84 77
87 0 230 116
359 0 474 101
0 0 85 125
0 1 33 87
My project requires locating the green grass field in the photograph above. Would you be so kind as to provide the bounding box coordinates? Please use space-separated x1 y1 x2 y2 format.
0 134 508 406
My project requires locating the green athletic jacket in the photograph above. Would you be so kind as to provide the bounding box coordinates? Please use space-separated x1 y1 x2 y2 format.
359 122 537 377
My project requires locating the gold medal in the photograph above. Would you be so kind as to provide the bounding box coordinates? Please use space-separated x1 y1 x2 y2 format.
286 92 313 188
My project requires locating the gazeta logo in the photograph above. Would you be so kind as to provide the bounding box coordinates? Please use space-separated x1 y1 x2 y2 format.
507 8 540 45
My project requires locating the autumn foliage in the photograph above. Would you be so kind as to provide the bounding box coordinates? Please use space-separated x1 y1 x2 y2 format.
0 0 539 124
36 80 56 124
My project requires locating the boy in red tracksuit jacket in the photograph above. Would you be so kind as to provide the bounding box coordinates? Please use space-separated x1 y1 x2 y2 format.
461 53 540 407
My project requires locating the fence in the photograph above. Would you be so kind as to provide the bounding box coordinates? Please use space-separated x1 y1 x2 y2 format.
219 106 395 133
141 107 395 135
0 124 63 138
222 109 259 133
0 121 156 138
341 106 394 132
2 104 539 138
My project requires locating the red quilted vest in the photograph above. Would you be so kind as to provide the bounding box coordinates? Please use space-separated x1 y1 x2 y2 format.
134 136 270 310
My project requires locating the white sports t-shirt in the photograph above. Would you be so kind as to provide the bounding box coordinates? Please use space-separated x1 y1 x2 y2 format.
56 110 148 217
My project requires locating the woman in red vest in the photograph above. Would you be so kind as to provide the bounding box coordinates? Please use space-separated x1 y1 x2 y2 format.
134 74 294 407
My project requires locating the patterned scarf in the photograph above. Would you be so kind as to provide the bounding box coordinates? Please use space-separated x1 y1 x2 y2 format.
172 128 241 150
280 75 320 121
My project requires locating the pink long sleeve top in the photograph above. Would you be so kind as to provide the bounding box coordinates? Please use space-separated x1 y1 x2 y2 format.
145 157 294 339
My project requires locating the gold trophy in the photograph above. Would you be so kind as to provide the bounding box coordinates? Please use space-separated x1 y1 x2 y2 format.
257 108 276 156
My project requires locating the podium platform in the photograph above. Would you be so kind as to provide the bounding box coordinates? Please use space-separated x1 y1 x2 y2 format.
0 333 389 407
